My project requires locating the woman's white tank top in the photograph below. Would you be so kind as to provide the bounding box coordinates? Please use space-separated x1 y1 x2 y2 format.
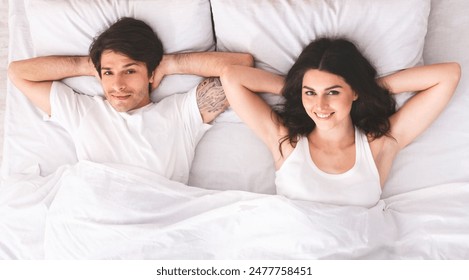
275 128 381 208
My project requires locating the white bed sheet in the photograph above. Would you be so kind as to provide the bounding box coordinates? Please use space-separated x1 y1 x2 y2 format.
1 160 468 259
1 0 469 259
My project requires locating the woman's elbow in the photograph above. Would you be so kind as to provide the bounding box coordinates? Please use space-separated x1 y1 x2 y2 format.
220 65 235 91
240 53 254 67
442 62 461 99
220 64 238 82
220 64 246 101
447 62 461 84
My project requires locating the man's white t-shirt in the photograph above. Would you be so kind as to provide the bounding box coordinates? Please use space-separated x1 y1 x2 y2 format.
49 81 210 184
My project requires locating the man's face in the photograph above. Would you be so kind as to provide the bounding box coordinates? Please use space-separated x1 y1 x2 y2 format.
100 50 154 112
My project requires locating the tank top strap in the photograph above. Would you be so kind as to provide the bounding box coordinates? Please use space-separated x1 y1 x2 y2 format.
355 127 379 177
355 127 365 160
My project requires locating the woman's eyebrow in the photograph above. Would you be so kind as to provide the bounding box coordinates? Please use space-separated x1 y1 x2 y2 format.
303 85 342 91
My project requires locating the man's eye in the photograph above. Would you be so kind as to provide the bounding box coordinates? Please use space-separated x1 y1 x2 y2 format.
102 71 112 76
126 69 136 74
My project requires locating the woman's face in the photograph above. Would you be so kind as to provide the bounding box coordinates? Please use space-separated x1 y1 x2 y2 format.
301 69 357 131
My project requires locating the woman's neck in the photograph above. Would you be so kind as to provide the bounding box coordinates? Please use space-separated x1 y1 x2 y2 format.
309 124 355 150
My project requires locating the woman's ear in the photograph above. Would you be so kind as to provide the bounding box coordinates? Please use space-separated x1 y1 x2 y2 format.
353 91 359 101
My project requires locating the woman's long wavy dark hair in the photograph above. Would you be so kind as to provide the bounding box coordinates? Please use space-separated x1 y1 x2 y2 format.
276 37 396 153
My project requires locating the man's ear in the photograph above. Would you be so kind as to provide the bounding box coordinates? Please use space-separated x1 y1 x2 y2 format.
150 66 165 91
149 70 156 83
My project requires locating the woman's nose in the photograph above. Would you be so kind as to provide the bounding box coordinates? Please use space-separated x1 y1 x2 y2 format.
315 96 328 110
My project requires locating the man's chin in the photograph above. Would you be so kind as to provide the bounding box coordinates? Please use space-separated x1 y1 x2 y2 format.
110 103 130 112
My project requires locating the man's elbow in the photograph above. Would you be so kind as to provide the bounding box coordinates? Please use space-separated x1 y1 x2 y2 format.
7 61 20 83
8 60 31 90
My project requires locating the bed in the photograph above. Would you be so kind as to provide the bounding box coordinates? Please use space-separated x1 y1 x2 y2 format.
1 0 468 259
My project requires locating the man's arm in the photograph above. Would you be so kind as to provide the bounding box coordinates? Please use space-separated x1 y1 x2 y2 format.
154 52 254 123
8 56 96 115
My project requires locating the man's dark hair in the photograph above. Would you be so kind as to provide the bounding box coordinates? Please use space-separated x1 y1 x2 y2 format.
89 17 164 78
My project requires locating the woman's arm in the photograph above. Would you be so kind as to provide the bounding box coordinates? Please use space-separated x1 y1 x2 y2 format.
380 62 461 149
221 65 287 165
8 56 96 115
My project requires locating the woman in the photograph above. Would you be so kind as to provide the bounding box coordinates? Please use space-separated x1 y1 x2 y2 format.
221 38 460 207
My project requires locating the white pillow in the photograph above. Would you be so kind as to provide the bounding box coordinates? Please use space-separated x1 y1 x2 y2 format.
212 0 430 76
193 0 431 194
24 0 215 100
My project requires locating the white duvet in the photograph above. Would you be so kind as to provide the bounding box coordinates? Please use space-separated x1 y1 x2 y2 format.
1 161 468 259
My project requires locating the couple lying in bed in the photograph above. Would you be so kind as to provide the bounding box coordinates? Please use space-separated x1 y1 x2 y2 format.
8 17 460 208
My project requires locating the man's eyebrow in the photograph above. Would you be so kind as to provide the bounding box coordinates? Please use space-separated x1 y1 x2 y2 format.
123 62 139 68
101 62 140 70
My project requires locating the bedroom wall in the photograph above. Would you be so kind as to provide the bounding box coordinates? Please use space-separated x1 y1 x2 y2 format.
0 0 8 164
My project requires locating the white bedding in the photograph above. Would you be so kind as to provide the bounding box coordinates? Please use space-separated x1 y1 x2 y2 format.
1 0 469 259
2 160 468 259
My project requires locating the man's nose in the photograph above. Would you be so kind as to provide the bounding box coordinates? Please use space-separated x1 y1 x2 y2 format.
112 76 126 91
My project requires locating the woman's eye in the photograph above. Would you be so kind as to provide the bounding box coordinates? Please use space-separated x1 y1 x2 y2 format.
328 90 339 95
102 71 112 76
304 91 316 96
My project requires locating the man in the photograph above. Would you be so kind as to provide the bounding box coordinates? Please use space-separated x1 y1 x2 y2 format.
8 17 253 184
